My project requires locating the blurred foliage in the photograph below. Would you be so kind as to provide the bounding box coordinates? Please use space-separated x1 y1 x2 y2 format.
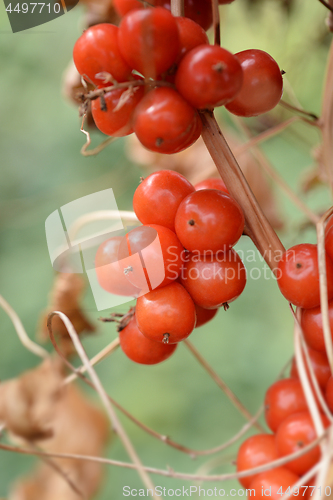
0 0 332 497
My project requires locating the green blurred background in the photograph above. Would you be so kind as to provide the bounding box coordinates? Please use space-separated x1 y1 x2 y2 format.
0 0 332 497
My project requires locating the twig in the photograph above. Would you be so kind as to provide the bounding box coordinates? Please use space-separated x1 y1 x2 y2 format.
200 111 285 274
47 312 160 499
212 0 220 45
279 100 319 121
80 116 116 157
184 340 265 432
170 0 183 17
319 39 333 193
317 207 333 374
29 443 85 499
0 295 49 359
318 0 333 13
0 430 329 483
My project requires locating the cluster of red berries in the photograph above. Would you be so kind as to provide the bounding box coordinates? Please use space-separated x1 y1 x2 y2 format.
235 225 333 497
95 170 246 364
73 1 283 154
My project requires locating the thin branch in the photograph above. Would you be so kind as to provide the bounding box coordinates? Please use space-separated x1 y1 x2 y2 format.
0 295 49 359
80 116 116 157
279 100 319 121
317 0 333 13
0 430 329 483
317 207 333 374
212 0 220 45
200 111 285 274
184 340 265 432
170 0 183 17
47 312 160 499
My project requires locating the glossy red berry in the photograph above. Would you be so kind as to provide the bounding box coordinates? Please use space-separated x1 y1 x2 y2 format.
225 49 283 117
119 315 177 364
117 224 184 291
133 170 195 231
194 178 228 193
276 243 333 309
136 282 196 343
113 0 142 16
118 7 180 79
264 378 308 433
237 434 278 489
133 87 200 154
290 348 330 389
175 17 209 61
73 24 132 85
95 236 141 297
175 45 243 109
249 468 301 499
91 85 144 137
194 304 218 328
175 190 244 254
275 411 329 475
300 300 333 353
180 250 246 309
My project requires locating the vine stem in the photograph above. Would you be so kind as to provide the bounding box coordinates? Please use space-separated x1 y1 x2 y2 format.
47 312 160 499
200 111 285 274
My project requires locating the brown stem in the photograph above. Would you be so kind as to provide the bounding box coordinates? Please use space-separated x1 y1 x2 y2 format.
279 100 319 121
318 0 333 13
319 39 333 193
212 0 220 46
200 111 285 274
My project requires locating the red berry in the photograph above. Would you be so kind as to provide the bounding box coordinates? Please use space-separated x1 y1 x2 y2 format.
276 243 333 309
237 434 278 489
249 468 301 499
117 224 185 291
300 300 333 353
275 411 329 475
180 250 246 309
175 190 244 254
290 348 330 390
133 87 200 154
73 24 132 85
119 315 177 364
175 45 243 109
113 0 142 16
136 282 196 343
95 236 141 297
194 178 228 193
91 85 144 137
264 378 308 433
133 170 195 231
194 304 218 327
225 49 283 117
175 17 209 61
118 7 180 79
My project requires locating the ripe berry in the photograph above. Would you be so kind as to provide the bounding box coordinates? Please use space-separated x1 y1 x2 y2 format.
117 224 184 291
133 170 195 231
133 87 200 154
275 411 329 475
95 236 141 297
194 178 228 193
73 24 132 85
180 250 246 309
175 45 243 109
91 85 144 137
118 7 180 79
276 243 333 309
300 300 333 353
290 348 330 389
225 49 283 117
264 378 308 433
113 0 142 16
136 282 196 343
249 468 301 499
119 315 177 364
175 17 209 61
175 189 244 254
194 304 218 327
237 434 278 489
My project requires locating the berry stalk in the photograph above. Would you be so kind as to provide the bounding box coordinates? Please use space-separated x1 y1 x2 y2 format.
200 110 285 274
